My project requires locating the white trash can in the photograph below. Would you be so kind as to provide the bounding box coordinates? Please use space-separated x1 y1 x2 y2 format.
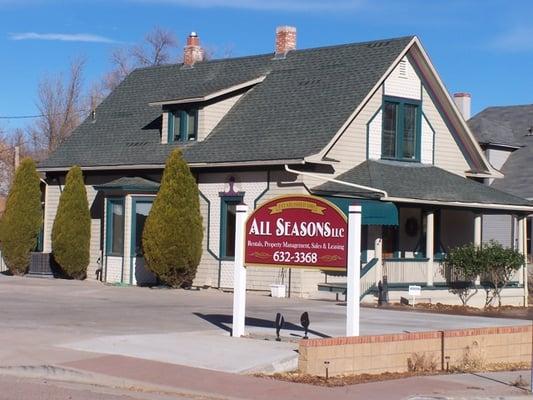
270 284 286 298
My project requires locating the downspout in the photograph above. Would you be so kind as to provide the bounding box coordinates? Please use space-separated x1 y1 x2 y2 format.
284 165 388 198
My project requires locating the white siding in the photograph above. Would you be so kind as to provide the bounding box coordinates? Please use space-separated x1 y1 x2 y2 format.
326 87 382 174
367 110 382 160
106 256 123 283
487 148 512 170
486 148 513 185
193 169 326 296
43 184 61 253
197 170 269 288
86 185 101 280
422 86 470 176
483 214 513 248
88 220 101 280
122 195 132 284
384 56 421 100
161 111 169 144
43 184 101 280
421 114 434 164
198 93 243 141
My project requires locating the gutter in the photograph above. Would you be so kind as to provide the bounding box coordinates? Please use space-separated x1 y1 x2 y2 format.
38 159 306 173
384 196 533 212
284 165 388 198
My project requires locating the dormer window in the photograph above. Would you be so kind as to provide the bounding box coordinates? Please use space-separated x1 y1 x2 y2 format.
382 97 421 161
168 110 198 143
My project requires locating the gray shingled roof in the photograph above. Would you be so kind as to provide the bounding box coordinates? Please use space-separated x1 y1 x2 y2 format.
469 105 533 199
313 159 532 207
468 104 533 147
491 136 533 199
39 36 413 169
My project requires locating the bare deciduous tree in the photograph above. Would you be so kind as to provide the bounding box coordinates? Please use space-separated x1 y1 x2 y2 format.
0 128 31 195
131 26 178 67
104 26 179 93
29 58 85 157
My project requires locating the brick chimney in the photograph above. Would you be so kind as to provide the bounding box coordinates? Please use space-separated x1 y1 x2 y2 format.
275 26 296 56
453 92 471 121
183 32 203 66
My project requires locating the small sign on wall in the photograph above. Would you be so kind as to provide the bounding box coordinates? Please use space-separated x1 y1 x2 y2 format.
244 195 348 270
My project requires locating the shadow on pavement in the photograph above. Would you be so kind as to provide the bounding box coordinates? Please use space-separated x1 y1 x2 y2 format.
193 313 331 338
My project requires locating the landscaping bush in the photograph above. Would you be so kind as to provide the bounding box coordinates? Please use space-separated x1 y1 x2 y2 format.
0 158 42 275
444 240 523 307
480 240 523 307
443 243 483 306
51 166 91 279
142 149 203 287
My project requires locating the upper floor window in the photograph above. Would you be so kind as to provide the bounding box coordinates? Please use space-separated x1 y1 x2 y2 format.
168 109 198 143
382 98 420 161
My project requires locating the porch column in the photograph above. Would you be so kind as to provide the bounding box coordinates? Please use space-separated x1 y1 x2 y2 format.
518 217 529 308
474 213 482 285
425 211 434 287
518 216 524 286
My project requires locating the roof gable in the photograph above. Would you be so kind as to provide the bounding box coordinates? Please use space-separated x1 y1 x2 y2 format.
313 38 498 178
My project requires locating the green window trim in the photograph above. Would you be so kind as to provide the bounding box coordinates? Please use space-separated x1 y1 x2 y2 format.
106 197 125 257
219 195 243 261
167 109 198 143
381 96 422 162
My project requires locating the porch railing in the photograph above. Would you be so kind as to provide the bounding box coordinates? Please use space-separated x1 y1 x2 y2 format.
360 257 379 299
383 258 446 285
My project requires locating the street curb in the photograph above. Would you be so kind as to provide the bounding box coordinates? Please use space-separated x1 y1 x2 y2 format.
0 365 243 400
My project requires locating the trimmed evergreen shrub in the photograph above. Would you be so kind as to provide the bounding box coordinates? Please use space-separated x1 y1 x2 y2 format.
142 149 203 287
51 166 91 279
0 158 42 275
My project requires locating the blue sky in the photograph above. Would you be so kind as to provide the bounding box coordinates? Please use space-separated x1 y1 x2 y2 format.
1 0 532 132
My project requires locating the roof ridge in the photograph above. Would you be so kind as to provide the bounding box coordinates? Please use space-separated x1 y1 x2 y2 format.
130 35 415 74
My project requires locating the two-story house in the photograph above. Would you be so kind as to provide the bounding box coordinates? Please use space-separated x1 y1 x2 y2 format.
38 27 533 305
469 103 533 259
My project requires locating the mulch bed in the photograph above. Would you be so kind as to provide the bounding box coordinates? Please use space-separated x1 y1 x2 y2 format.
366 301 533 320
254 362 530 387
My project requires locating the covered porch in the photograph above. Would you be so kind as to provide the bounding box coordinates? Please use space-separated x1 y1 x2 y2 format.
313 160 533 306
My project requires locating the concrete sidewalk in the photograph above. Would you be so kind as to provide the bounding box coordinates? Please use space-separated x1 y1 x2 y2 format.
55 354 531 400
59 330 298 373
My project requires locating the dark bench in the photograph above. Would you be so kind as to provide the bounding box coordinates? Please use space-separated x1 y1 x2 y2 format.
317 282 347 301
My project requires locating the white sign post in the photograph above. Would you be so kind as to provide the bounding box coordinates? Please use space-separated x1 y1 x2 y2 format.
408 285 421 307
346 204 362 337
232 204 248 337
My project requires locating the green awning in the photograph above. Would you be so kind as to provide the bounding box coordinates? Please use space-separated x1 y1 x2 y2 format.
323 196 398 226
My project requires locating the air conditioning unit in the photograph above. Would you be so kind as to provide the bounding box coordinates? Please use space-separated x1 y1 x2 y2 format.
29 252 54 276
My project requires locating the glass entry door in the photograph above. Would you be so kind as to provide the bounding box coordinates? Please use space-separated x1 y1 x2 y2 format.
131 199 156 286
133 201 152 257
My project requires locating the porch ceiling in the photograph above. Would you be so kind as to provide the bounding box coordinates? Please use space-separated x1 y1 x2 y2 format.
313 160 533 210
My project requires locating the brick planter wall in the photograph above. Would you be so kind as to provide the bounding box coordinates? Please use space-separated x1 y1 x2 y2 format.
298 325 532 376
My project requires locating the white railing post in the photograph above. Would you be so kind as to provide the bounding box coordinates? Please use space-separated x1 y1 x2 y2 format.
426 211 434 287
346 204 362 337
232 204 248 337
523 217 529 307
375 237 383 286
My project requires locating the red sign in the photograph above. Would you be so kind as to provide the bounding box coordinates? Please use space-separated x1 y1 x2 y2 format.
244 195 348 270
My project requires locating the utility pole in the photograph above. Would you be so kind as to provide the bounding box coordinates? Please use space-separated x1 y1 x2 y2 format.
14 145 20 170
